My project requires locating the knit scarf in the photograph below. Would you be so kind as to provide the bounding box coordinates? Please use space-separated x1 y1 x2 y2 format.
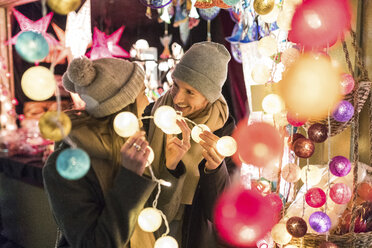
146 91 228 204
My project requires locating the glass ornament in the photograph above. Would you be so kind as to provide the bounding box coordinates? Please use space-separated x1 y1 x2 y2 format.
319 241 339 248
198 7 221 21
47 0 81 15
214 185 277 247
251 64 271 84
309 211 331 233
216 136 237 157
138 0 172 9
329 156 351 177
308 123 328 143
56 148 90 180
258 36 278 57
15 31 49 63
113 112 139 138
286 216 307 238
281 47 300 68
340 73 355 95
282 163 301 183
293 138 315 158
286 112 307 127
305 187 326 208
357 182 372 201
253 0 275 15
39 111 71 141
191 124 210 143
138 207 162 232
262 94 285 115
154 236 178 248
21 66 56 101
271 222 292 245
332 100 354 122
154 106 181 134
232 120 283 168
330 183 351 204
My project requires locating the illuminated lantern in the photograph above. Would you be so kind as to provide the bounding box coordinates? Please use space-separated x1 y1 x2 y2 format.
305 187 326 208
329 156 351 177
332 100 354 122
146 146 155 166
39 111 71 141
216 136 237 157
330 183 351 204
357 182 372 201
271 222 292 245
286 216 307 237
288 0 351 50
319 241 339 248
191 124 210 143
21 66 56 101
279 54 342 119
56 148 90 180
251 64 271 84
281 47 300 68
15 31 49 63
214 185 277 247
282 163 301 183
113 112 139 138
253 0 275 15
138 207 162 232
47 0 81 15
262 94 285 115
293 138 314 158
232 120 283 168
340 73 355 95
308 123 328 143
309 211 331 233
154 236 178 248
258 36 277 57
286 112 307 127
154 106 181 134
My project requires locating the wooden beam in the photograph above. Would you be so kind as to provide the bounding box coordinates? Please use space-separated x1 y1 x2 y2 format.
0 0 38 8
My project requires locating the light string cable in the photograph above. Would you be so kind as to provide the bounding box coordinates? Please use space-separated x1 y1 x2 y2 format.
325 108 332 241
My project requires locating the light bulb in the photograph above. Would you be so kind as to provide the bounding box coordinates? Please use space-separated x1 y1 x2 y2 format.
262 94 285 114
154 106 181 134
113 112 139 138
138 207 162 232
146 146 154 167
191 124 210 143
154 236 178 248
216 136 237 157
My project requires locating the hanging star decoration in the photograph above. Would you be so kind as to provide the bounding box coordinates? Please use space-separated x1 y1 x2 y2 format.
7 9 58 46
87 26 129 60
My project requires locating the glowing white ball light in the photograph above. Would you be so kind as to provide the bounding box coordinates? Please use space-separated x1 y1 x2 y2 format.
154 106 181 134
251 64 271 84
258 36 278 57
21 66 56 101
216 136 237 157
146 146 154 167
113 112 139 137
262 94 285 114
191 124 210 143
138 207 162 232
300 165 322 186
154 236 178 248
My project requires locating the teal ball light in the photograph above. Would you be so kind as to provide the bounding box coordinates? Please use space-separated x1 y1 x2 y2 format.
15 31 49 63
56 148 90 180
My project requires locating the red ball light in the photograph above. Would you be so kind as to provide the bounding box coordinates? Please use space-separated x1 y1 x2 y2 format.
287 112 307 127
340 73 355 95
330 183 351 204
293 138 315 158
305 187 326 208
232 119 283 168
214 185 277 247
264 193 283 214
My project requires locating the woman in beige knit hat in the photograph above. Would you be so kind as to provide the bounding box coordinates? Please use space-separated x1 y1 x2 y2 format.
43 56 156 248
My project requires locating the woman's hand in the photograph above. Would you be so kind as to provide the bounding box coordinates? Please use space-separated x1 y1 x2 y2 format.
165 119 191 170
120 131 151 176
199 131 224 171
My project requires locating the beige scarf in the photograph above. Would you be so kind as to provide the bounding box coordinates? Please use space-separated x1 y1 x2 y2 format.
146 91 228 204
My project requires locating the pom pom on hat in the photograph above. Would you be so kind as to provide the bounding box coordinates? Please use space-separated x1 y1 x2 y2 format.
67 57 96 87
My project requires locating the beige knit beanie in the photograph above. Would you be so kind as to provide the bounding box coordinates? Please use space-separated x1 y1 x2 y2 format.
62 56 145 118
172 41 231 103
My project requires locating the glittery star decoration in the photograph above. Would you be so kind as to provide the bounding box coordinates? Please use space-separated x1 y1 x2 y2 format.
7 9 58 46
87 26 129 60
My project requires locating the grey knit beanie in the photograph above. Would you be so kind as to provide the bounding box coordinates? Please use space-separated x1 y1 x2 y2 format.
62 56 145 118
172 41 231 103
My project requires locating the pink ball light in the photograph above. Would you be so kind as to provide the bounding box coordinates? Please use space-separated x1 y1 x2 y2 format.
340 73 355 95
329 156 351 177
309 211 331 233
305 187 326 208
330 183 352 205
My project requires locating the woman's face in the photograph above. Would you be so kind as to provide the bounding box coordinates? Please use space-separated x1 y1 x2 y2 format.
170 78 209 117
136 86 149 117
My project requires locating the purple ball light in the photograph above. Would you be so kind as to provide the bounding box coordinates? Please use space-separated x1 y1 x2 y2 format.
309 211 331 233
332 100 354 122
329 156 351 177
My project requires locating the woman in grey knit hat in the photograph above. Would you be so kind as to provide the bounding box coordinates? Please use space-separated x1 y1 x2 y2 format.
43 56 157 248
142 41 237 248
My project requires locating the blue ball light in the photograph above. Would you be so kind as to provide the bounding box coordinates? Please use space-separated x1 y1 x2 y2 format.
15 31 49 63
56 148 90 180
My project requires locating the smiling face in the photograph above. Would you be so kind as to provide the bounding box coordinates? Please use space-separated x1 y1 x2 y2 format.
170 77 209 117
